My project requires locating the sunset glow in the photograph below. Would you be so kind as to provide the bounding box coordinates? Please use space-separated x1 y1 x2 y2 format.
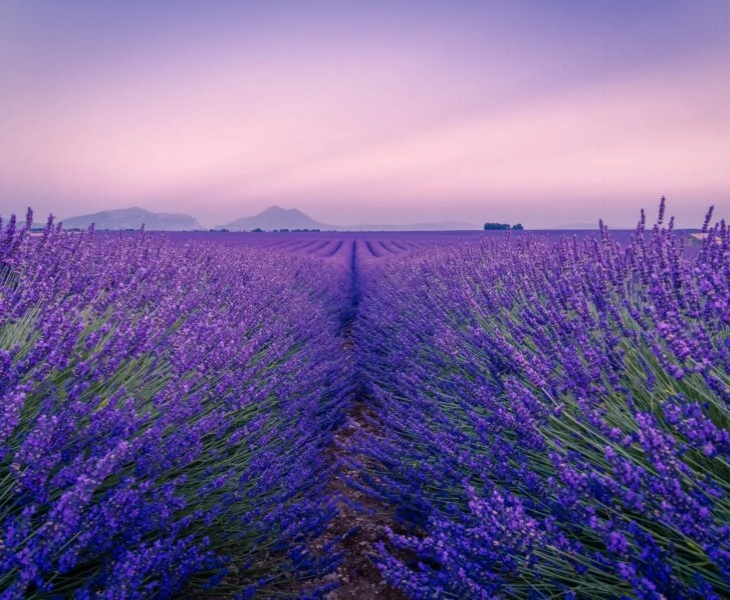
1 1 729 228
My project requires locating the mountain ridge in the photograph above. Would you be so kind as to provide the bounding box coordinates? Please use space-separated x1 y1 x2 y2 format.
60 205 482 231
61 207 202 231
221 205 330 230
220 206 479 231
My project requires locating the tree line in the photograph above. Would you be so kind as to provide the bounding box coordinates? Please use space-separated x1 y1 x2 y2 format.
483 222 524 230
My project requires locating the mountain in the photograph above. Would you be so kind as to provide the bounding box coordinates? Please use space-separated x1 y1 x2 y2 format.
61 207 202 231
221 205 331 231
221 206 479 231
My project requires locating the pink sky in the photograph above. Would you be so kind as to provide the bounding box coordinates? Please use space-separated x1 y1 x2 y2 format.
1 1 729 228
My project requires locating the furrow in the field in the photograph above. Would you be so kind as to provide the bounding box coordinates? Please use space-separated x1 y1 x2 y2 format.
363 240 380 257
375 240 399 255
291 239 319 253
320 239 344 257
376 240 396 254
266 238 306 251
336 239 350 261
309 239 333 254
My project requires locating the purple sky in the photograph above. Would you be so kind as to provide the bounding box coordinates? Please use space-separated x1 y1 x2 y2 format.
1 1 729 228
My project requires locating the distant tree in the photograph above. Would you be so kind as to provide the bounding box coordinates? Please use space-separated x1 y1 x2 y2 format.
484 222 511 230
483 222 524 230
252 227 264 232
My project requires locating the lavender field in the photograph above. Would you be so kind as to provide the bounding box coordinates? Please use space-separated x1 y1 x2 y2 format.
1 203 729 599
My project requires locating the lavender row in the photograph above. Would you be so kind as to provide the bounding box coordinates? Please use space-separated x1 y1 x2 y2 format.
353 202 730 598
0 212 352 598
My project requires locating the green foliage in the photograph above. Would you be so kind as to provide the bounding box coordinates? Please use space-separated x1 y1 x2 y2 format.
483 222 523 230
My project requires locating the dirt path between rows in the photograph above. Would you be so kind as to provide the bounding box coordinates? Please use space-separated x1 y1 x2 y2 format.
314 240 406 598
312 402 407 600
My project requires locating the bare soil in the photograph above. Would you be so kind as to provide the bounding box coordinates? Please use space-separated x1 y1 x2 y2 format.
310 402 407 600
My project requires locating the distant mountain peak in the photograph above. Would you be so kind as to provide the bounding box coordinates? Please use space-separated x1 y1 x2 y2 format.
220 206 481 231
61 207 202 231
222 206 329 231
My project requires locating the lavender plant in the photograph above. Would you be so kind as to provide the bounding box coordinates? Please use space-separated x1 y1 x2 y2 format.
4 206 727 598
0 211 351 598
353 201 730 598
